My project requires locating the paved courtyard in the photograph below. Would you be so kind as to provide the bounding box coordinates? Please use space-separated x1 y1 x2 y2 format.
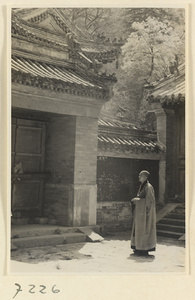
10 233 186 274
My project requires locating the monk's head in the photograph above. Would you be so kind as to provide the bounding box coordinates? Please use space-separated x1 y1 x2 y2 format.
138 170 150 183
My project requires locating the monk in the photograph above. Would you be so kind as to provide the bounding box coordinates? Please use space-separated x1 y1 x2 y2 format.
130 170 156 256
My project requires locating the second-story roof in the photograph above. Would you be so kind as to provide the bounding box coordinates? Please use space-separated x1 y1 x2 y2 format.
11 8 119 101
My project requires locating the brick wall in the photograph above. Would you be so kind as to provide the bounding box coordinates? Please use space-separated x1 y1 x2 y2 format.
96 157 159 232
43 184 71 225
97 157 159 202
97 201 132 232
44 116 76 185
43 116 76 225
43 115 99 226
43 115 160 228
74 116 98 185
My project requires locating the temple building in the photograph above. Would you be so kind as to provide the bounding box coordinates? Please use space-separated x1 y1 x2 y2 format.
11 8 122 228
11 8 184 235
146 64 185 204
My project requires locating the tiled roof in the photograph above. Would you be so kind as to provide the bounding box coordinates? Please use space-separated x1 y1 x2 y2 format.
146 64 185 106
98 118 163 153
12 8 120 64
12 56 110 99
146 64 184 88
149 77 185 100
12 56 99 88
97 133 161 153
98 134 156 148
158 81 185 97
98 118 139 130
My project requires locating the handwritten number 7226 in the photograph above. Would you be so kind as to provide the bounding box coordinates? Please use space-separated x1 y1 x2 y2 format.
13 283 60 298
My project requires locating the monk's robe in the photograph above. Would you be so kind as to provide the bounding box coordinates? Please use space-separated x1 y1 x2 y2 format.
131 180 156 252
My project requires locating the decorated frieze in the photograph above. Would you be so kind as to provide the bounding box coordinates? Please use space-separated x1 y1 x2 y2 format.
83 48 120 63
147 93 185 108
12 69 110 100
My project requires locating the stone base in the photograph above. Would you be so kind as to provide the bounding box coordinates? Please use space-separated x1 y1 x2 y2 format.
73 185 97 227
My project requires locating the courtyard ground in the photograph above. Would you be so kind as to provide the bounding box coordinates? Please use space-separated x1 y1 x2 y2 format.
10 232 186 274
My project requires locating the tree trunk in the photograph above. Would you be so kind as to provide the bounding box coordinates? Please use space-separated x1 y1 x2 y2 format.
149 47 154 78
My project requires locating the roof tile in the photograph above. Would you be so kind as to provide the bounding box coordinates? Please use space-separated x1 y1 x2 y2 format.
98 133 159 153
12 56 102 89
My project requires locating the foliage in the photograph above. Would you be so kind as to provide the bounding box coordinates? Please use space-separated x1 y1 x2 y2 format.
102 13 185 121
122 17 184 82
60 8 112 37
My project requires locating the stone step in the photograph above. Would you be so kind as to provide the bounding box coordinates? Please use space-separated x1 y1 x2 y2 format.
12 233 87 249
157 223 185 234
166 213 185 220
11 225 79 239
156 203 180 223
172 205 185 213
157 230 183 239
78 227 104 242
158 218 185 226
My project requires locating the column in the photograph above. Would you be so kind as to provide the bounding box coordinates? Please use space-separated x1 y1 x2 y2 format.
151 103 175 203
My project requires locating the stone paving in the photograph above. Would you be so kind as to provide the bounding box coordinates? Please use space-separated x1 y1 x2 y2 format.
10 232 186 274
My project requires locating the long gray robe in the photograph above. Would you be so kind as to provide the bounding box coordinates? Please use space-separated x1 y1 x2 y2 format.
131 182 156 251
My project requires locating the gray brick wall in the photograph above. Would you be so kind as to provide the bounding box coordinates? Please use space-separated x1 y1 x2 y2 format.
74 116 98 185
44 116 76 185
43 184 70 225
97 202 132 232
97 157 159 202
43 115 99 226
43 116 76 225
